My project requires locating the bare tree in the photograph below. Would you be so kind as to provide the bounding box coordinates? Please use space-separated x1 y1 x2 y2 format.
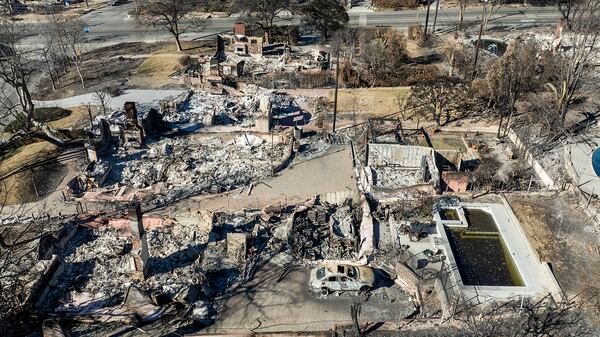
0 19 37 136
138 0 209 52
0 19 67 147
357 29 408 87
484 39 541 136
45 9 71 73
0 0 12 15
235 0 290 39
544 0 600 128
0 184 63 336
301 0 349 41
458 0 465 30
39 24 64 92
457 295 593 337
93 89 111 116
350 301 363 337
406 81 469 127
61 19 87 88
472 0 506 79
394 92 408 120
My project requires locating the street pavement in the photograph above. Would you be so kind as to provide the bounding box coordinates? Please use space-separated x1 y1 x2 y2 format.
17 3 563 49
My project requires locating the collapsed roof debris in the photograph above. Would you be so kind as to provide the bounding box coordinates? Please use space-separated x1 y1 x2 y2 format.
289 200 360 261
110 134 288 189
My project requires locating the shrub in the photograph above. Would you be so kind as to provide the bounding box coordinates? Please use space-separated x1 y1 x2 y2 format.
408 25 423 40
178 55 193 67
107 86 124 97
402 64 446 86
269 25 301 46
255 71 335 89
373 0 419 10
5 107 71 133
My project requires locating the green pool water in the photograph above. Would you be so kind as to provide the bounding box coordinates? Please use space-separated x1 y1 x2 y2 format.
440 208 460 221
445 208 524 287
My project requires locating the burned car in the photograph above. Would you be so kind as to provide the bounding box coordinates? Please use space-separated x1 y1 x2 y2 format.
309 264 375 294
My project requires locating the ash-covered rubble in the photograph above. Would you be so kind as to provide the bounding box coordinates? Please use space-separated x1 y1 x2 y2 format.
11 194 423 335
288 199 361 261
109 134 288 189
92 91 267 129
163 91 263 126
225 48 327 76
45 209 265 326
372 166 424 189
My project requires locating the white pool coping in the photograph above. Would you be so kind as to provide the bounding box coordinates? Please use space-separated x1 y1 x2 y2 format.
433 202 562 302
569 140 600 196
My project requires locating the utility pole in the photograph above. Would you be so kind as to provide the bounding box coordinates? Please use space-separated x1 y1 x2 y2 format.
471 1 488 80
86 103 94 131
424 0 432 37
270 130 274 176
332 47 340 132
433 0 441 33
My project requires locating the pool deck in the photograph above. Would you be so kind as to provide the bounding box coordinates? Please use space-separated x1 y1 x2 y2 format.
569 139 600 196
433 202 563 303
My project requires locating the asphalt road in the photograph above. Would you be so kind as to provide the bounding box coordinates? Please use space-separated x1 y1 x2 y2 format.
17 3 563 49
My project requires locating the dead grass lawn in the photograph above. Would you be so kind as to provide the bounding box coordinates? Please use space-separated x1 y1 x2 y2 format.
156 41 212 55
0 142 59 176
330 87 411 118
416 134 468 152
129 55 184 88
0 142 61 205
48 105 101 129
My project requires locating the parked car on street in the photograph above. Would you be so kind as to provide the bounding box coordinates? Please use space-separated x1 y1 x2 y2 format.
309 264 375 294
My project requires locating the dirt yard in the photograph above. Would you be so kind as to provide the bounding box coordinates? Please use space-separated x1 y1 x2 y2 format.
506 193 600 297
10 0 106 23
34 42 205 100
0 141 66 205
126 41 212 88
47 105 101 129
416 132 468 152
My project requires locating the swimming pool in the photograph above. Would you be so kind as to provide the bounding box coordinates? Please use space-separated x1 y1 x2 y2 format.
593 148 600 176
444 208 524 286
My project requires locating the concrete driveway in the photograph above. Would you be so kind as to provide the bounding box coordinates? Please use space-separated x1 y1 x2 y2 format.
207 259 415 333
33 89 186 111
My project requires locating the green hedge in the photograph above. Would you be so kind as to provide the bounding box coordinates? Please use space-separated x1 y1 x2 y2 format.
6 107 71 133
373 0 419 10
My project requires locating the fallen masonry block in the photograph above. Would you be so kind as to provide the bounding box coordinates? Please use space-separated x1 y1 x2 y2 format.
227 232 249 263
22 255 63 309
159 90 194 115
75 161 112 192
123 285 162 322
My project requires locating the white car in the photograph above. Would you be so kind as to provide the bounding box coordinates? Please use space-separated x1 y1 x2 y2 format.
309 264 375 294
